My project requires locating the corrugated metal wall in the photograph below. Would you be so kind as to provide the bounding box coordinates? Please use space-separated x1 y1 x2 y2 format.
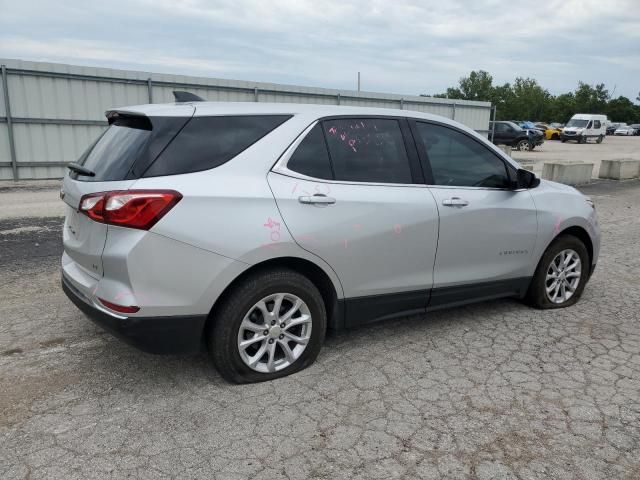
0 59 492 180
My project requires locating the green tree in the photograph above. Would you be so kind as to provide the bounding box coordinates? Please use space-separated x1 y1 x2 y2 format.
429 72 638 124
573 82 609 113
549 93 576 123
508 77 552 121
606 96 639 123
458 70 494 101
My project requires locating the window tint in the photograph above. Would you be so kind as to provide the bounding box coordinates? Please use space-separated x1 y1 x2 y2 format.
73 116 152 182
416 122 511 188
321 118 411 183
494 123 509 133
287 124 333 179
144 115 291 177
593 120 601 129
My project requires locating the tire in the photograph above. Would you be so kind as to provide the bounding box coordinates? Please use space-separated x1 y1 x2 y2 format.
525 235 590 309
516 139 530 151
208 269 326 383
552 133 559 140
561 138 566 143
579 136 586 144
596 135 603 144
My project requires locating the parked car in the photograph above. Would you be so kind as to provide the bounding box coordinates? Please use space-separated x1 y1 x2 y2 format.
562 114 607 143
606 123 620 135
61 97 600 383
543 125 563 140
492 121 544 150
535 123 559 140
515 121 545 136
614 125 637 136
629 124 640 136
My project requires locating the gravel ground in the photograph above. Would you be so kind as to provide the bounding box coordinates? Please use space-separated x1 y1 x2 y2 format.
1 180 639 479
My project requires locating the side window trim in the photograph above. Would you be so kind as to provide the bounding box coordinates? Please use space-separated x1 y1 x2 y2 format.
409 118 515 189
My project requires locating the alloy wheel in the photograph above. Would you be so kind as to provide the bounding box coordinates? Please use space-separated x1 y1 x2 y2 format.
545 249 582 304
237 293 312 373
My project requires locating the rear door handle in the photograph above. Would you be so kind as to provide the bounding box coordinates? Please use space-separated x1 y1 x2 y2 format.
442 197 469 207
298 194 336 205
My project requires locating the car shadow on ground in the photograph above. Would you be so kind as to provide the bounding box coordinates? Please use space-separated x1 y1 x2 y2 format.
82 296 526 388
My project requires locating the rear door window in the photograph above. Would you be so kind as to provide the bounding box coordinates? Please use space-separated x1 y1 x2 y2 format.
321 118 412 184
144 115 291 177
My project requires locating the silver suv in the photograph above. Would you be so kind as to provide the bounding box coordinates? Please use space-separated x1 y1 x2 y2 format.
61 99 600 383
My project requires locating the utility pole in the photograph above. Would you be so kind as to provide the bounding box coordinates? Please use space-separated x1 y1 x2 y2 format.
357 72 361 92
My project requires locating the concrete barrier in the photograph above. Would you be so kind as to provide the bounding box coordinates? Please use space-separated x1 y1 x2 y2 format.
517 160 535 172
542 162 594 185
598 159 640 180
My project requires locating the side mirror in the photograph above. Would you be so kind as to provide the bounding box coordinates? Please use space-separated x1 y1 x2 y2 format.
515 168 540 189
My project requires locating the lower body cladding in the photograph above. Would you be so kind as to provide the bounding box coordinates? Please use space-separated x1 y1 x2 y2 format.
62 274 206 354
63 259 535 354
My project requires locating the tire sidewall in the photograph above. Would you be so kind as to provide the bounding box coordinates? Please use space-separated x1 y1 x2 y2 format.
528 235 590 309
210 270 326 383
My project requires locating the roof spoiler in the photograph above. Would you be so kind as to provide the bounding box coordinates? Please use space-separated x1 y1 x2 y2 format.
173 91 205 102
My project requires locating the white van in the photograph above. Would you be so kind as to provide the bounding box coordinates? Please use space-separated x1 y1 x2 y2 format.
562 114 607 144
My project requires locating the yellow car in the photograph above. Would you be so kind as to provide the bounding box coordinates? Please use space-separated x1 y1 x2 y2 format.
537 123 563 140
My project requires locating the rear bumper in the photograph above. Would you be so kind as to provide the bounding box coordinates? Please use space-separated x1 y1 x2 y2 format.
62 274 206 354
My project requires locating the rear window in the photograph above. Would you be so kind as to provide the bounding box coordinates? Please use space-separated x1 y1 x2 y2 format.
72 116 152 182
143 115 291 177
72 114 290 181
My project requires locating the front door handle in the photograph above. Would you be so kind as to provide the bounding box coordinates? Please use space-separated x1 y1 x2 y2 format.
442 197 469 207
298 194 336 205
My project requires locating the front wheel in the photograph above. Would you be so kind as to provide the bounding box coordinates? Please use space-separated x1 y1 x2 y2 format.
208 269 326 383
596 135 603 144
516 139 531 151
526 235 590 309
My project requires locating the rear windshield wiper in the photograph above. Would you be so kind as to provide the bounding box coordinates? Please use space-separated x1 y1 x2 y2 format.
67 162 95 177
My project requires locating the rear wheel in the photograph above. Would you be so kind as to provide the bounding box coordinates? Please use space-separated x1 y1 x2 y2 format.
208 269 326 383
526 235 590 309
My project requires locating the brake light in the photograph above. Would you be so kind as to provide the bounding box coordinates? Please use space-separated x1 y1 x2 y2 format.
79 190 182 230
98 298 140 314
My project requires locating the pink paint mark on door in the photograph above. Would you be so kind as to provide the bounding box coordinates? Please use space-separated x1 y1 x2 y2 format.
393 224 402 234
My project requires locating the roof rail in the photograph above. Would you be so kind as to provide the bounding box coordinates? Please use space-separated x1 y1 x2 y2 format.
173 91 205 102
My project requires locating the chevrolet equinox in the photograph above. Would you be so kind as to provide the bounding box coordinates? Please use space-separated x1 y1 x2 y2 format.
61 98 600 383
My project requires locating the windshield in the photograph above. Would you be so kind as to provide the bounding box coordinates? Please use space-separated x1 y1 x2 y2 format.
566 119 589 128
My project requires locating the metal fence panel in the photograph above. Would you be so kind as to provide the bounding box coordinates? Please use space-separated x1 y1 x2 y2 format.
0 58 491 180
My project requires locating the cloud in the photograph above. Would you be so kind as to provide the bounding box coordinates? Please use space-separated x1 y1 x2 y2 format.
1 0 638 100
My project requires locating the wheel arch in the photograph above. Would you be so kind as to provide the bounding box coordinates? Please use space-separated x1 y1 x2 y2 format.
205 256 343 337
558 226 593 267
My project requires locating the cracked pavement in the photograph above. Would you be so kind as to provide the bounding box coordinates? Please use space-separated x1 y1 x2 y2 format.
1 180 639 479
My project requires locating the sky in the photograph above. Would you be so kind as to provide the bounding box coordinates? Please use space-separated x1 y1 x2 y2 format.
1 0 639 101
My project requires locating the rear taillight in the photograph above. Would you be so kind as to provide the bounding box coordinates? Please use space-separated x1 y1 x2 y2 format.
98 298 140 314
79 190 182 230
